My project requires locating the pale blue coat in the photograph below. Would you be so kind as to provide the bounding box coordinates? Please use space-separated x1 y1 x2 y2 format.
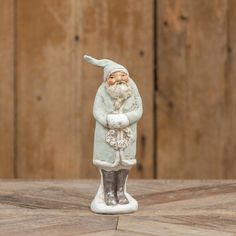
93 78 143 167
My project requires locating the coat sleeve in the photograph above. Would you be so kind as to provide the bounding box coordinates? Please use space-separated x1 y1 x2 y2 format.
93 86 108 128
125 81 143 125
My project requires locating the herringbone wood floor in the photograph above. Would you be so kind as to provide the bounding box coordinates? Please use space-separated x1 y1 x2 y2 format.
0 180 235 235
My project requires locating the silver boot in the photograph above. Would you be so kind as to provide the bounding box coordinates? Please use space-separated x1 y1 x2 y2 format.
116 169 129 204
101 169 117 206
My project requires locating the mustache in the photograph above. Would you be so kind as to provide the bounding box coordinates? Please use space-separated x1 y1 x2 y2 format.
106 82 132 99
115 80 126 84
108 82 129 90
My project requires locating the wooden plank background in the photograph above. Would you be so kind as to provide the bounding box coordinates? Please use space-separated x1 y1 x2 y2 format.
0 0 14 177
15 0 153 179
157 0 236 178
0 0 235 179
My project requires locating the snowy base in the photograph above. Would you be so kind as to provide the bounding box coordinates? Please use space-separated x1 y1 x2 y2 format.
90 170 138 214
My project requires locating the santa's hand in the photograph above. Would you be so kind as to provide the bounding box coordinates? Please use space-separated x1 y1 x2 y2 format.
107 114 129 129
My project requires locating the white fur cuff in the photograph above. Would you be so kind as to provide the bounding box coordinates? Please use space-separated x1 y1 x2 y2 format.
107 114 129 129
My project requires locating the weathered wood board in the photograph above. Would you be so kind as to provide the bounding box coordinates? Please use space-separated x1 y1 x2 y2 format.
0 0 14 177
16 0 154 178
157 0 236 178
225 0 236 178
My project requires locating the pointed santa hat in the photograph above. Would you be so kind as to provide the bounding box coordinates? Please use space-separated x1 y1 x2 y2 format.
83 55 129 80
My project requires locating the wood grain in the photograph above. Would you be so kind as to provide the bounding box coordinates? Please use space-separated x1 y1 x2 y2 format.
16 0 83 178
0 180 235 235
16 0 154 178
223 0 236 178
1 0 236 179
157 0 233 178
0 0 14 177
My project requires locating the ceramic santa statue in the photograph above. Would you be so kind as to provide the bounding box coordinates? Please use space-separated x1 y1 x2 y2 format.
84 55 143 214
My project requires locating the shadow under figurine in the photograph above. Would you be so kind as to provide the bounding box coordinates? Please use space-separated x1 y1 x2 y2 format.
84 55 143 214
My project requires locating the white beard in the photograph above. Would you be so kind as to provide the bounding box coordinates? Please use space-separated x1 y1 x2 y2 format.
105 82 132 111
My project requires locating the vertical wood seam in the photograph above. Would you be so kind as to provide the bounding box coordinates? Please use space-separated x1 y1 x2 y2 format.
13 0 18 178
153 0 158 178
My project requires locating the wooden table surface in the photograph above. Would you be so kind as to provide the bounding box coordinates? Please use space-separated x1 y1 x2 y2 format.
0 180 235 236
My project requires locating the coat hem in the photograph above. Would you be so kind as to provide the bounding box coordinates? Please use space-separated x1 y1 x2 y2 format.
93 157 136 170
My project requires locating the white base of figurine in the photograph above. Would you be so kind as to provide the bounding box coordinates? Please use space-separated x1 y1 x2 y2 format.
91 171 138 214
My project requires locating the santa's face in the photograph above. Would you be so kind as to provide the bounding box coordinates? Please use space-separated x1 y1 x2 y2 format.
107 71 129 86
105 71 132 108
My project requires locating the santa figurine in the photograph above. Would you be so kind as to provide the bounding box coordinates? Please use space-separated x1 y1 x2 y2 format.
84 55 143 214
